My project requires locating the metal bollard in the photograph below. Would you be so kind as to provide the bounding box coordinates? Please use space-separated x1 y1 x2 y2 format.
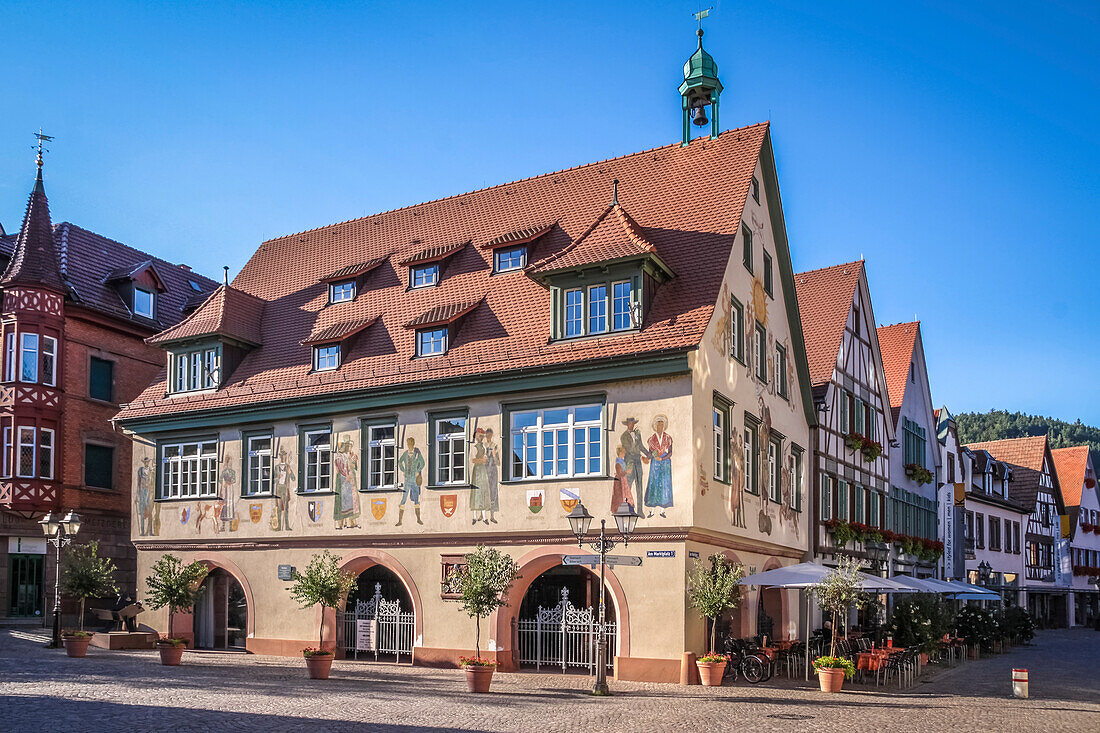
1012 668 1029 699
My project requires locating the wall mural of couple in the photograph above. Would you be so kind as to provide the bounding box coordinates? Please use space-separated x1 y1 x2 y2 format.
725 396 799 538
615 415 674 519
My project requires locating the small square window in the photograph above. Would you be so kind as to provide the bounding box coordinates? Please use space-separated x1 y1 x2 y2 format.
493 246 526 273
329 280 356 303
751 176 760 203
763 252 773 296
134 288 155 319
411 263 440 289
417 327 448 357
314 344 340 371
89 357 114 402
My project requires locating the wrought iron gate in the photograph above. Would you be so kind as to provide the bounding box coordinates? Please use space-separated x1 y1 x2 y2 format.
340 582 415 662
517 588 616 672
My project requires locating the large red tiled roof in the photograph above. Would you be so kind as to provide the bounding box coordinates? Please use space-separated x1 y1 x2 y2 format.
116 123 770 422
964 436 1056 512
404 299 482 329
532 203 662 274
1051 446 1089 507
302 317 378 346
794 261 863 387
148 285 264 346
481 223 554 250
877 321 919 421
319 257 389 283
397 240 468 267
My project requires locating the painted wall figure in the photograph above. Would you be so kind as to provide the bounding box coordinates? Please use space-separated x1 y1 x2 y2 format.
756 392 773 535
469 428 498 525
612 445 636 513
643 414 674 517
485 428 501 519
271 445 295 531
713 283 732 356
396 437 425 527
217 451 239 532
619 417 646 506
766 332 776 396
730 428 746 529
136 456 156 536
780 448 799 538
333 436 361 529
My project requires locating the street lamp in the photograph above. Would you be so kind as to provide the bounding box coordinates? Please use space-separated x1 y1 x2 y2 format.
977 560 992 587
39 511 81 647
566 501 640 695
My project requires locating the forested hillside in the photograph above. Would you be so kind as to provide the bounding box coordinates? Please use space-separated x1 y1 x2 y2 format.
956 410 1100 455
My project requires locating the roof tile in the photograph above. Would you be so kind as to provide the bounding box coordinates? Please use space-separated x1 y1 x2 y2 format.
794 261 863 386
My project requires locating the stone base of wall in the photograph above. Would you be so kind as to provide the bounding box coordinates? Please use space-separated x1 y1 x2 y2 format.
614 655 682 683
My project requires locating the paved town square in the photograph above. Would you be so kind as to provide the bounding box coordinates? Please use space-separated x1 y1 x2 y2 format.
1 628 1096 732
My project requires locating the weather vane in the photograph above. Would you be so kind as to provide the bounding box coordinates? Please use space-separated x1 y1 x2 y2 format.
694 7 712 30
34 128 53 168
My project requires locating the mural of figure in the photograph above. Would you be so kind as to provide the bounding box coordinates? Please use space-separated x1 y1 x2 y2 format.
485 428 501 520
766 332 776 395
642 414 673 518
619 418 646 507
215 456 238 534
271 446 294 531
195 503 212 534
333 436 361 529
744 297 756 380
756 393 773 535
730 429 746 529
714 283 732 356
396 437 425 527
785 338 796 402
137 456 155 536
612 445 635 513
780 449 799 538
469 428 496 525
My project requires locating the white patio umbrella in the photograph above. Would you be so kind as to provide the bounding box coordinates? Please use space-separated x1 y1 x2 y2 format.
886 575 946 594
738 562 916 680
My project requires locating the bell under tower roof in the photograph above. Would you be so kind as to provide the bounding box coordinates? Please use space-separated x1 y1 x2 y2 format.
2 137 65 294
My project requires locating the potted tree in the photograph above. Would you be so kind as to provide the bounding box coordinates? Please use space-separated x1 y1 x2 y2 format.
810 555 862 692
686 553 744 686
448 545 520 693
144 554 208 666
287 550 357 679
60 541 119 658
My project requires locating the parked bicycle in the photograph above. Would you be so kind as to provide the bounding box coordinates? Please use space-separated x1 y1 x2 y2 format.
720 637 772 683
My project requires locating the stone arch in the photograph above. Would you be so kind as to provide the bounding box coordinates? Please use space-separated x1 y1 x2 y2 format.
718 549 752 638
166 552 257 646
491 546 631 671
758 556 790 640
331 549 424 654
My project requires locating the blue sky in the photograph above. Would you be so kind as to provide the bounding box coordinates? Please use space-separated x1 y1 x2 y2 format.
2 1 1098 423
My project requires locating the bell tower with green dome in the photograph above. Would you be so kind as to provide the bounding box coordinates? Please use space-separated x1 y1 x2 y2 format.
679 18 723 146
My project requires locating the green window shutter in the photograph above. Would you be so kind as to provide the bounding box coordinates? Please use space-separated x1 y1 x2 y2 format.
84 444 114 489
89 357 114 402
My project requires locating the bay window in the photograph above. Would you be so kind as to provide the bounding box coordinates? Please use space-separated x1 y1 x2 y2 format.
588 285 607 334
17 426 36 478
158 439 218 499
559 279 637 339
509 404 603 480
20 333 38 383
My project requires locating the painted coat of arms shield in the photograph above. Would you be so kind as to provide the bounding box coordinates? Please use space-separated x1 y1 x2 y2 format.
248 503 263 523
440 494 457 518
559 488 580 512
308 500 323 522
370 497 387 520
527 489 544 514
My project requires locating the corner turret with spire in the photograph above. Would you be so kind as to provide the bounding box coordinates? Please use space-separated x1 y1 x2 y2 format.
679 10 723 146
2 132 65 294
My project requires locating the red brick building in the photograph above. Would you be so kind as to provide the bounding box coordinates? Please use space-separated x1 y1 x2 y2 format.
0 159 216 622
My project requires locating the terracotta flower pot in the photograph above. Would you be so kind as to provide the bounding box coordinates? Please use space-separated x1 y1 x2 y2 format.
696 661 727 686
463 665 495 693
158 643 185 666
305 653 335 679
817 667 846 693
920 653 929 666
63 636 93 658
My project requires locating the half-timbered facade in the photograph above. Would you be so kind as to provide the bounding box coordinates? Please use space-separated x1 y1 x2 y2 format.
114 35 818 682
794 262 893 576
877 322 941 578
0 159 216 621
964 436 1069 626
1051 446 1100 626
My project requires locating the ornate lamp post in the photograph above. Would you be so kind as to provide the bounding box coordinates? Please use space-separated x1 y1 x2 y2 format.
39 511 81 647
977 560 992 586
566 501 639 696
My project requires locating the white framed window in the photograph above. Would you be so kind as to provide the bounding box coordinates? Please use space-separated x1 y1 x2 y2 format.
411 263 439 288
41 336 57 387
612 280 633 330
565 289 584 337
329 280 356 303
4 333 14 382
172 346 220 392
367 424 396 489
494 246 526 273
133 287 155 318
434 416 467 485
158 439 218 499
38 428 54 480
744 420 757 494
588 285 608 334
20 333 38 383
1 426 10 478
769 440 781 502
775 343 787 398
17 426 36 478
713 407 725 481
754 323 767 382
313 344 340 371
417 328 448 357
730 297 744 361
244 434 273 496
303 429 332 492
509 404 602 480
792 447 803 511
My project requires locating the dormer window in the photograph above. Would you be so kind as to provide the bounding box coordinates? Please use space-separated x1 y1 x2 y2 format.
417 327 448 357
411 263 439 289
134 287 155 319
171 345 220 393
329 280 356 304
560 280 636 339
313 344 341 372
494 245 527 273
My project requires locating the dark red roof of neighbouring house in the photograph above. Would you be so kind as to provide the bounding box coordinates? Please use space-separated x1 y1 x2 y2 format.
964 436 1065 513
794 261 864 387
1051 446 1090 508
2 169 66 293
117 123 773 422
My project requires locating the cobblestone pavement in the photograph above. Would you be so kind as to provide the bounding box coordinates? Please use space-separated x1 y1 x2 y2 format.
1 629 1097 732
